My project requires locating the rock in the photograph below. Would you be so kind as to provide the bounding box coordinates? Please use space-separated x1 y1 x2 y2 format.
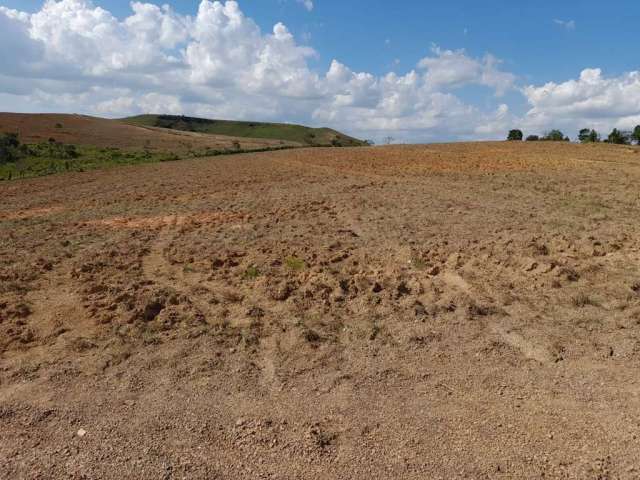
77 428 87 438
142 299 164 321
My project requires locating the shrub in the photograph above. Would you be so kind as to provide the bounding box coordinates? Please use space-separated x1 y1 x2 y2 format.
525 135 540 142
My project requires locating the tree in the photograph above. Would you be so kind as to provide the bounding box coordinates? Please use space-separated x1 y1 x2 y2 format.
507 129 523 141
542 130 566 142
383 136 394 145
578 129 600 143
607 128 630 145
632 125 640 145
0 132 21 164
525 135 540 142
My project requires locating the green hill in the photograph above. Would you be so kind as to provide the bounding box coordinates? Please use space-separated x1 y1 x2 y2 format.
122 114 365 147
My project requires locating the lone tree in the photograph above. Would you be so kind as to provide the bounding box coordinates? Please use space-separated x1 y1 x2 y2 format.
607 128 630 145
507 129 523 141
542 130 567 142
0 132 21 164
632 125 640 145
578 128 600 143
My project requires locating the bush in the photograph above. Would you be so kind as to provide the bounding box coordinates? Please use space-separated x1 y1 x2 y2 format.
542 130 568 142
0 133 22 164
525 135 540 142
507 129 523 141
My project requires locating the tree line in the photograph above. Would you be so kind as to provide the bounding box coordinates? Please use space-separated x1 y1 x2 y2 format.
507 126 640 145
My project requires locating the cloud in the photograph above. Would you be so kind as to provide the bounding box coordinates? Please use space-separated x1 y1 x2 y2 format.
522 68 640 134
297 0 313 11
2 0 607 143
418 46 515 96
553 19 576 31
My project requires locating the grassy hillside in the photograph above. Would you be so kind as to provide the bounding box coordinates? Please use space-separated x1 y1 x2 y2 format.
123 114 366 147
0 113 294 152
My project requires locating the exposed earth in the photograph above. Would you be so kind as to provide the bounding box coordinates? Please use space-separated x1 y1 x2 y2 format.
0 113 300 152
2 141 640 479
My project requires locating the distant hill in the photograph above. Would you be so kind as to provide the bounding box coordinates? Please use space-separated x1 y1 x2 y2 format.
122 114 366 147
0 113 296 152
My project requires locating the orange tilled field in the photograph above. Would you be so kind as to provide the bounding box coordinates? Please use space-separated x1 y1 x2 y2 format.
2 142 640 479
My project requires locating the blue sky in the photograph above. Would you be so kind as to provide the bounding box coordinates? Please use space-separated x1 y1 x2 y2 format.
4 0 636 80
1 0 639 142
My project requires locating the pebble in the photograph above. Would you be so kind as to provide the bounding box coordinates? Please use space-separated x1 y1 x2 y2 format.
77 428 87 438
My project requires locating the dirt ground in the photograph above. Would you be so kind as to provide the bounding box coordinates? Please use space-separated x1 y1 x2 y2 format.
0 113 298 152
1 141 640 479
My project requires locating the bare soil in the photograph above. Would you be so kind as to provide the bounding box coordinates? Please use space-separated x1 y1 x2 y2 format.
2 141 640 479
0 113 299 151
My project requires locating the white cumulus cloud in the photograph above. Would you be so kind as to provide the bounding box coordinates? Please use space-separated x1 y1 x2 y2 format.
2 0 633 142
522 68 640 135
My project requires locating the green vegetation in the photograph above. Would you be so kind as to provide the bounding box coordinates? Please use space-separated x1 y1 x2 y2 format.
0 133 296 181
578 128 600 143
243 266 261 280
285 256 306 271
542 130 569 142
0 138 172 181
507 129 523 141
606 128 631 145
513 126 640 145
123 114 366 147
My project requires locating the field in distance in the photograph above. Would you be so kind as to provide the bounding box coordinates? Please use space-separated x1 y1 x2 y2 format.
0 112 298 152
1 141 640 478
123 114 367 147
0 112 365 180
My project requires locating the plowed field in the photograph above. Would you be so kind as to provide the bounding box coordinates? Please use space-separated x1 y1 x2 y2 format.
2 141 640 479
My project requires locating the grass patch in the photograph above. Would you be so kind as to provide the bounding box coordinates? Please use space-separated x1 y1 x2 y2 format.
243 266 261 280
410 258 427 270
0 142 297 181
123 114 366 147
285 256 306 271
182 264 196 274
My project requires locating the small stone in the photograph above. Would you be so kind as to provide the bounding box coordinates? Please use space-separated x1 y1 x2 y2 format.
77 428 87 438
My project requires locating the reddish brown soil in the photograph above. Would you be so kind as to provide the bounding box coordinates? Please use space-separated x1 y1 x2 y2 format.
0 113 299 151
2 142 640 479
